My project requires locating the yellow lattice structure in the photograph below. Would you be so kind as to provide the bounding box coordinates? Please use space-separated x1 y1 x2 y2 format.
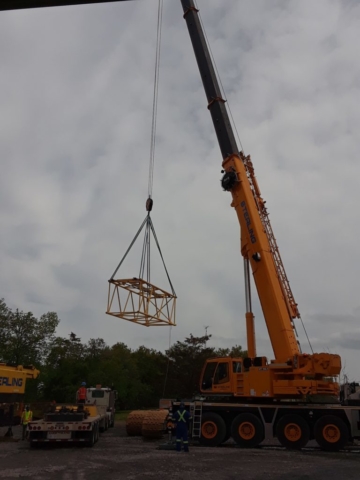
106 278 176 327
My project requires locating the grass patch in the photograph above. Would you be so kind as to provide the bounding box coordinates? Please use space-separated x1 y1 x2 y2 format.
115 411 132 421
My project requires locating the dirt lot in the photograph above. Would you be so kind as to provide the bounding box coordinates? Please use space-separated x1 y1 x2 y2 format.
0 422 359 480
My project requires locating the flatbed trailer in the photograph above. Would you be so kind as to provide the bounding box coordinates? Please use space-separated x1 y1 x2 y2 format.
27 404 106 447
170 399 360 451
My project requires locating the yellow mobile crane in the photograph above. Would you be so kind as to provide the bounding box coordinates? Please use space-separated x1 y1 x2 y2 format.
166 1 359 452
0 363 39 435
179 0 340 401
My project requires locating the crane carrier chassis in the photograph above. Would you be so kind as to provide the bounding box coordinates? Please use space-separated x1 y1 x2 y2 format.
168 399 360 451
27 404 107 447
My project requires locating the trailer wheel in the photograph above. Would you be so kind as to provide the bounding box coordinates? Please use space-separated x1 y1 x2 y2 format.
87 429 96 447
231 413 264 448
314 415 348 451
276 414 310 450
95 424 99 443
200 412 226 447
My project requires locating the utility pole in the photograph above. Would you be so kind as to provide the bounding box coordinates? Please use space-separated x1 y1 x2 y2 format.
204 326 210 346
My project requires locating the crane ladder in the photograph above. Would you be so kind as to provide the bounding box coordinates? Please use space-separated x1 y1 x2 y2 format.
190 401 203 439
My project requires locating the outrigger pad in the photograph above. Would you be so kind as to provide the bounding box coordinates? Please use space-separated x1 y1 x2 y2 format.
106 278 176 327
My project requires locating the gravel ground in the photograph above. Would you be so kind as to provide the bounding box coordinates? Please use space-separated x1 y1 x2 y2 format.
0 422 359 480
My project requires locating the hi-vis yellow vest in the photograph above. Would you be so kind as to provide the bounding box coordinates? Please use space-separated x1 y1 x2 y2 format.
22 411 32 424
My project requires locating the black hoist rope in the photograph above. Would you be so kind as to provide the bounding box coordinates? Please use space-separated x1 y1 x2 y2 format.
110 0 175 298
148 0 163 200
110 213 176 296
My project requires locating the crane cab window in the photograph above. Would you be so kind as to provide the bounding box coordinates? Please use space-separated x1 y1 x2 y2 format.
232 361 242 373
213 362 229 385
202 362 217 390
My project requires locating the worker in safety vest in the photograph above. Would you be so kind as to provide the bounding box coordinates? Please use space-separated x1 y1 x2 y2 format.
172 402 192 452
21 405 33 440
77 382 87 404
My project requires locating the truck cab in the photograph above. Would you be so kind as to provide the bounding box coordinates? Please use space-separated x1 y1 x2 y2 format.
85 385 117 428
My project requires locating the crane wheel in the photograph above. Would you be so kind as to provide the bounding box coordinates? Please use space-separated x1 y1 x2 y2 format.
231 413 264 448
200 412 226 447
276 414 310 450
314 415 349 451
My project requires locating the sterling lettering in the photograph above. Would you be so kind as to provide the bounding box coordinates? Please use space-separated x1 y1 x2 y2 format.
0 377 23 387
241 201 256 244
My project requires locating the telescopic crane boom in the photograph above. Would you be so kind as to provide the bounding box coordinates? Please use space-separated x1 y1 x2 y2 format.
181 0 340 400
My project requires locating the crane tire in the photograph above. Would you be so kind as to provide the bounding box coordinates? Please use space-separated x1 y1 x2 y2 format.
314 415 348 451
200 412 226 447
276 414 310 450
231 413 264 448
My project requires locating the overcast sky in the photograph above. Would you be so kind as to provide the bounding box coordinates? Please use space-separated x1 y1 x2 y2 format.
1 0 359 380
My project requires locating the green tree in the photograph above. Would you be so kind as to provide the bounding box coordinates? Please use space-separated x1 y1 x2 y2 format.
41 332 88 402
165 334 216 399
132 346 168 407
214 345 247 358
0 299 59 366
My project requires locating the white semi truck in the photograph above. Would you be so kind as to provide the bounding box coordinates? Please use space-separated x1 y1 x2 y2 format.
27 385 117 447
85 385 117 430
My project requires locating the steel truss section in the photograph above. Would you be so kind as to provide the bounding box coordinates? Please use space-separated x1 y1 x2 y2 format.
106 277 176 327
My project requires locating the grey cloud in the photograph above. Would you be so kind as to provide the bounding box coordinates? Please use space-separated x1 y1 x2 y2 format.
1 0 360 379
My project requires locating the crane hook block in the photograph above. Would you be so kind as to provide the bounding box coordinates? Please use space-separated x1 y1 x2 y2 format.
146 198 153 212
221 171 237 191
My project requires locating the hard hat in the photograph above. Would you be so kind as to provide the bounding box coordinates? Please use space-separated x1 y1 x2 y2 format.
179 401 185 408
81 382 86 386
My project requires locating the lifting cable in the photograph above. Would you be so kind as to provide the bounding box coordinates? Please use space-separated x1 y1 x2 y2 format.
194 0 313 353
109 0 175 296
148 0 163 200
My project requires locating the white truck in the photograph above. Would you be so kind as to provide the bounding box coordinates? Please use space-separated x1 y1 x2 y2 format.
27 385 117 447
84 385 117 430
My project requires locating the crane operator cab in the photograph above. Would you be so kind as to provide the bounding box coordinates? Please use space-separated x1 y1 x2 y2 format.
200 356 269 397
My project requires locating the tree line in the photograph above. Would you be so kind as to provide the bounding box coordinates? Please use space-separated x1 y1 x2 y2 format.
0 298 246 409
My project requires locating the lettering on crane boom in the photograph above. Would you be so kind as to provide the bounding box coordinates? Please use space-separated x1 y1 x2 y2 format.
0 377 23 387
241 201 256 244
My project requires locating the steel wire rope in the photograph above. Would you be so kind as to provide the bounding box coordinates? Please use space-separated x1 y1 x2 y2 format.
110 216 148 280
194 1 313 353
148 0 163 199
138 0 163 286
